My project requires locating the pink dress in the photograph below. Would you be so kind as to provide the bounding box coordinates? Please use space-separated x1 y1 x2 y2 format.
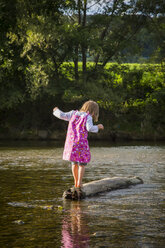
63 111 91 163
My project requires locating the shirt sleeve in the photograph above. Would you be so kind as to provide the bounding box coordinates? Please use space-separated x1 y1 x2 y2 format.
53 108 74 121
86 115 99 133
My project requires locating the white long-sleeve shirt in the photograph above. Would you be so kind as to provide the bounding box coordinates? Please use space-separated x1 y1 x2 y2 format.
53 108 99 133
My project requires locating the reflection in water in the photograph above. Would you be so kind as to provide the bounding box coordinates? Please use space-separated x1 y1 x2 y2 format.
0 142 165 248
61 202 90 248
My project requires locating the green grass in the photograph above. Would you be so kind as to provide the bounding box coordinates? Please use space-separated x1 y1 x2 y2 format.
62 61 162 70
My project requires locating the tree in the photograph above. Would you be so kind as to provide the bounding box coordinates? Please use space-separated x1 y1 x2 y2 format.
135 0 165 62
0 0 164 135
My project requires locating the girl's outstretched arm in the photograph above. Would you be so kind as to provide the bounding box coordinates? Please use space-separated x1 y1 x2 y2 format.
53 107 74 121
53 107 58 112
86 115 104 133
97 124 104 130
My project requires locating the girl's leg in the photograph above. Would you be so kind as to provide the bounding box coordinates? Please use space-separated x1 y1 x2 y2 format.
72 163 78 187
77 165 85 188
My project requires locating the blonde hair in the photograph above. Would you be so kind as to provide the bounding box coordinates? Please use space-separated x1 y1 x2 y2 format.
80 100 99 122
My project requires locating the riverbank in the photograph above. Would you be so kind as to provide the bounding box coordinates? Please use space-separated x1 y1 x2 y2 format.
0 128 165 141
1 63 165 143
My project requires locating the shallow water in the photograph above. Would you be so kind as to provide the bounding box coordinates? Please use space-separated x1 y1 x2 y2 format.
0 141 165 248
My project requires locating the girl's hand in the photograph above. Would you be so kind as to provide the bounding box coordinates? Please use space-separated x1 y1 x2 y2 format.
98 124 104 130
53 107 58 112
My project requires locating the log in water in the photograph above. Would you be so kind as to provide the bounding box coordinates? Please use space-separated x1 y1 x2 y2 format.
63 176 143 200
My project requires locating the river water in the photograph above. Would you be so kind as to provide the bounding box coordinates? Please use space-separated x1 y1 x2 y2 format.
0 141 165 248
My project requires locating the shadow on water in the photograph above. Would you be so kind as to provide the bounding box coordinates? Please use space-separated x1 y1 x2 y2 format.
0 141 165 247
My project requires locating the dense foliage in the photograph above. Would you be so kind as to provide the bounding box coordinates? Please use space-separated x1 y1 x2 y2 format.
0 0 165 140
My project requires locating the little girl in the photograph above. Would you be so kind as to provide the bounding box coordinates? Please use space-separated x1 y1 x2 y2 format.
53 100 104 192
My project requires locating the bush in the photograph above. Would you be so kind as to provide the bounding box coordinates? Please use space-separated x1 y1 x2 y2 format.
0 62 165 140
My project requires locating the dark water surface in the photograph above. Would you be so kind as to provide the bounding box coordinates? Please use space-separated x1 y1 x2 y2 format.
0 141 165 248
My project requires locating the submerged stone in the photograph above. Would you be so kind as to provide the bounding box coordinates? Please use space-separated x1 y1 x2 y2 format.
14 220 25 225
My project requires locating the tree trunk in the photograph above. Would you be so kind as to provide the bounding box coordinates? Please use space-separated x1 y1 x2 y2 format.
94 24 110 68
82 0 87 77
74 47 79 80
74 0 82 80
63 176 143 200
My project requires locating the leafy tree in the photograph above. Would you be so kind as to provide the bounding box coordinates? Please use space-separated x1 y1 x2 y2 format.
135 0 165 62
0 0 165 138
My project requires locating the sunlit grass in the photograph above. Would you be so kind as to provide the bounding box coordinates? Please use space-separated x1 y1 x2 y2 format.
62 61 162 71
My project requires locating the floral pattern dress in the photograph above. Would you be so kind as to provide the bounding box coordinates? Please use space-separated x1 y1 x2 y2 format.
63 111 91 163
